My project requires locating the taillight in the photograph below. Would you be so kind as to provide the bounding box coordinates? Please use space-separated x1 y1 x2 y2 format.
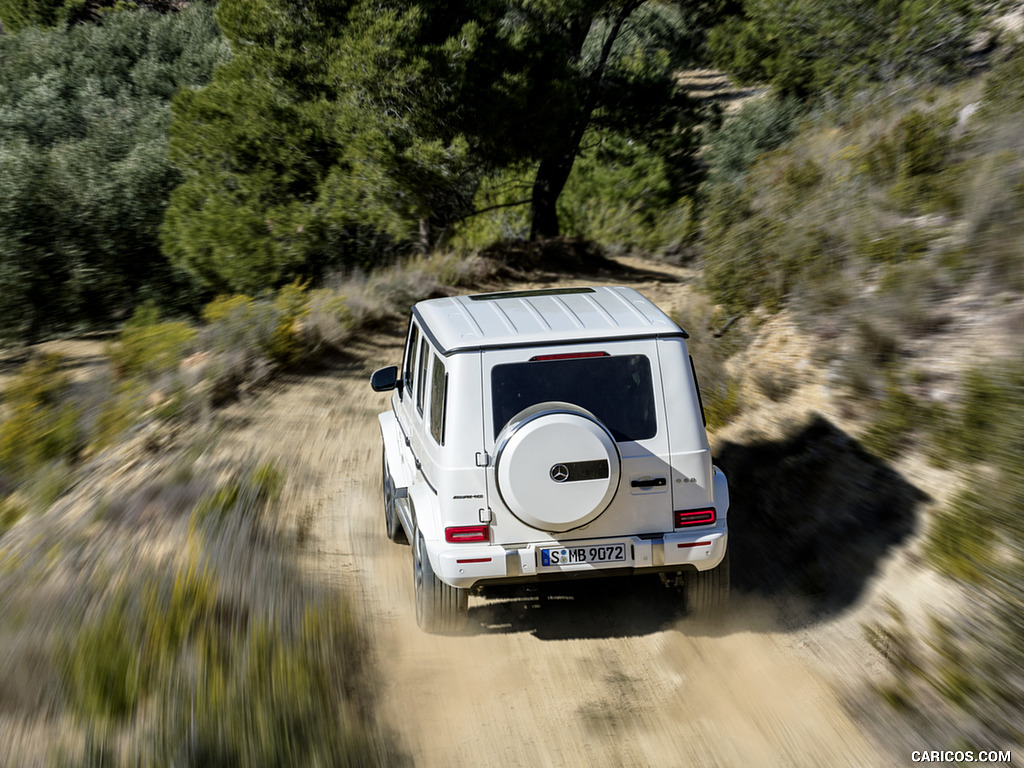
674 508 716 527
445 525 489 543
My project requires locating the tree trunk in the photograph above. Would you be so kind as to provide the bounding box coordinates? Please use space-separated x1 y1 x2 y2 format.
527 2 641 241
418 218 432 254
529 152 575 240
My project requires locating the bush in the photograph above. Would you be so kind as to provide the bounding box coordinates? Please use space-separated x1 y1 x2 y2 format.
0 4 228 341
0 0 66 32
56 458 394 767
861 379 921 461
107 303 197 381
201 294 278 355
673 300 744 431
979 44 1024 119
897 360 1024 739
860 109 958 212
0 354 82 481
191 461 283 533
0 495 29 537
709 0 983 101
557 131 700 255
268 281 313 367
704 95 804 183
960 148 1024 291
855 226 932 265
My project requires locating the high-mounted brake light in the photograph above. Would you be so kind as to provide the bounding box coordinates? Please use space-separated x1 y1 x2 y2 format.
530 351 609 361
674 508 716 528
445 525 490 543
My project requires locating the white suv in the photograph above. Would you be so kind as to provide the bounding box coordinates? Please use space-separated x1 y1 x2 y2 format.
371 286 729 632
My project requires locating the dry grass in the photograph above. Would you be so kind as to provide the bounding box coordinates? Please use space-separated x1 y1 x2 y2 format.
0 246 514 766
0 432 402 766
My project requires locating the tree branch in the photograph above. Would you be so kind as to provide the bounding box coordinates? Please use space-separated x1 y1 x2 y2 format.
454 197 532 223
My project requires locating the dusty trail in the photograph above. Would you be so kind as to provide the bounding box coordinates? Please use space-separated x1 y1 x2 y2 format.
212 263 899 767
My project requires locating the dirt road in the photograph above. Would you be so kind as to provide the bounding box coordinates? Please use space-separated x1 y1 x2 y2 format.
211 263 903 767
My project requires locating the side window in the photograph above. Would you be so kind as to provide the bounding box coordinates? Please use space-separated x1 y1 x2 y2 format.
429 355 447 445
416 338 429 414
403 323 420 400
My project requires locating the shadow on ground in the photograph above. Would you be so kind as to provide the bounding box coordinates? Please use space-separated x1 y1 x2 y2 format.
466 414 925 641
718 414 925 614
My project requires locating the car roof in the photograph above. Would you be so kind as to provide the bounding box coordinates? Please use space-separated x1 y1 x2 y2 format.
412 286 686 355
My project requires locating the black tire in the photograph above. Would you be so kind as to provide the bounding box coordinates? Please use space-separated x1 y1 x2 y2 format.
382 452 406 544
414 532 468 633
684 549 730 618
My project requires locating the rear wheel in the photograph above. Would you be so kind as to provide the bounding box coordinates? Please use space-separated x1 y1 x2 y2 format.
414 532 468 633
684 550 730 618
382 453 406 544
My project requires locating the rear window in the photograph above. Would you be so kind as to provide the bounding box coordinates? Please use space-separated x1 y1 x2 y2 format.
491 354 656 442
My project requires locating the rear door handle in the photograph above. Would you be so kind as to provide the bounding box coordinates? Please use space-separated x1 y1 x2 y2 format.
630 477 666 488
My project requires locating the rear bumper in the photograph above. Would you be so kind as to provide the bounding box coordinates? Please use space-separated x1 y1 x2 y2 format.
433 530 727 589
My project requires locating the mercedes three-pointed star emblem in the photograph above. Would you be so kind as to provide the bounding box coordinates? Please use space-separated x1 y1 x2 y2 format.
550 464 569 483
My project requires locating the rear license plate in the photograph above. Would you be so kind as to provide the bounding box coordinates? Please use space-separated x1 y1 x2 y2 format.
540 543 627 567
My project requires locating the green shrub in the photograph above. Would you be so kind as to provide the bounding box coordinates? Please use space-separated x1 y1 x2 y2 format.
920 361 1024 587
979 44 1024 119
267 280 312 367
155 601 379 768
704 95 804 183
926 491 998 585
856 226 932 265
557 131 700 255
673 301 744 431
60 456 391 766
0 4 228 342
66 549 220 722
201 293 276 356
702 376 742 432
191 461 283 532
961 149 1024 291
201 283 316 370
700 184 783 313
709 0 981 101
0 354 82 480
836 319 901 398
860 109 957 212
305 288 357 351
0 495 28 537
66 593 150 721
107 303 197 382
861 379 921 461
89 382 145 450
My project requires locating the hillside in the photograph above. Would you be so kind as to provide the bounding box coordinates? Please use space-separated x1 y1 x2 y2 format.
2 0 1024 763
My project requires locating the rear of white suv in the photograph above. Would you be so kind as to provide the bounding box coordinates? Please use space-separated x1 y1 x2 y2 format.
372 286 729 633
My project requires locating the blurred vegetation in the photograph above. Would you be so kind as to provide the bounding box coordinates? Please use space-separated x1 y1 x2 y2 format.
699 20 1024 750
0 447 402 766
162 0 718 293
708 0 984 100
0 246 426 762
864 358 1024 743
0 0 189 32
699 44 1024 320
107 303 197 381
0 354 81 482
0 2 229 341
0 246 492 543
2 0 1024 757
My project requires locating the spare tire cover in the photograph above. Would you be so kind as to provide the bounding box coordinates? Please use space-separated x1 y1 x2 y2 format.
494 402 621 533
